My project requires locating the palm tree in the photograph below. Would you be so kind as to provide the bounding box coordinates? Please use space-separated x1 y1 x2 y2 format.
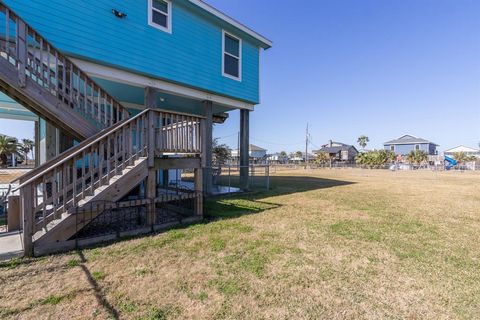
407 150 428 165
315 152 330 164
20 138 35 166
357 135 370 150
0 135 18 167
453 152 467 164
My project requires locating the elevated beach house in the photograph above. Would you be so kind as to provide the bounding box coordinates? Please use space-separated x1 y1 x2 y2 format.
0 0 271 257
314 140 358 163
231 144 268 163
384 135 438 156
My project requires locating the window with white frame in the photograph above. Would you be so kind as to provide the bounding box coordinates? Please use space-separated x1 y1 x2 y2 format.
149 0 172 33
390 145 395 152
222 31 242 80
415 144 420 151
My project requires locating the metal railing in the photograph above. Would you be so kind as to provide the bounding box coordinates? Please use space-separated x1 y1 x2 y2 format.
0 2 130 130
73 192 200 242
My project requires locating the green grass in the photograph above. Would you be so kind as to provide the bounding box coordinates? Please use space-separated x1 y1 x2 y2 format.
1 170 480 319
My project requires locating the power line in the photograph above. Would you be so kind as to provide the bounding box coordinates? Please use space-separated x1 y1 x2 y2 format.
214 132 238 140
250 137 305 147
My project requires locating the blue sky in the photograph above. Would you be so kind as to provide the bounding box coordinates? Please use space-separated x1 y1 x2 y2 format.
210 0 480 152
0 0 478 152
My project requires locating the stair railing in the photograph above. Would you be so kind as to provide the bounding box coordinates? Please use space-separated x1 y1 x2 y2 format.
0 3 130 129
14 109 203 254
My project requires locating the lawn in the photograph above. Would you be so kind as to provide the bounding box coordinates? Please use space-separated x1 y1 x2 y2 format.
1 169 479 319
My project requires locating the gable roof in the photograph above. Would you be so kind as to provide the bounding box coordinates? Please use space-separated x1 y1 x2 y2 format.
249 144 267 151
189 0 272 49
321 141 349 148
384 135 438 146
444 145 480 153
314 145 358 154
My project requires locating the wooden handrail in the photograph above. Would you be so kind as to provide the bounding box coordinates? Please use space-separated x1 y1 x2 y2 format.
0 2 131 131
14 109 150 190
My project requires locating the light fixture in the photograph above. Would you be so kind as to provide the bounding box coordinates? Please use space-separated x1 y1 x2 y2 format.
112 9 127 19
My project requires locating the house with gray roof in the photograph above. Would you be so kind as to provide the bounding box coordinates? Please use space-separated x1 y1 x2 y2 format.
314 141 358 163
384 135 438 155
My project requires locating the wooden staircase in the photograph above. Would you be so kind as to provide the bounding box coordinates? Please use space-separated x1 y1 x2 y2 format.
0 3 129 140
1 3 205 256
15 108 203 255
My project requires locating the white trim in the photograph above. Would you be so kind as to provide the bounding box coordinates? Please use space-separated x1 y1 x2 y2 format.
148 0 172 34
188 0 272 48
69 58 255 110
222 30 242 81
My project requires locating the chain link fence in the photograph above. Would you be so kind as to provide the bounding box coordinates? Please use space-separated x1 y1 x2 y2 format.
212 164 270 194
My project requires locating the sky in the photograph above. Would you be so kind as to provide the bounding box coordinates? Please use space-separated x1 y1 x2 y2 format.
0 0 479 153
209 0 480 153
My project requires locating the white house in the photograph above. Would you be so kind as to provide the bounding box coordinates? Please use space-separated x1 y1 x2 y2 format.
444 146 480 158
231 144 268 163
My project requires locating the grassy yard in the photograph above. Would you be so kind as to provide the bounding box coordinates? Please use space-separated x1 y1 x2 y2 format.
1 169 479 319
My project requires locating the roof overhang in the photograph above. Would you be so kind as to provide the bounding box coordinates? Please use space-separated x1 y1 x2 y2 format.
70 58 254 111
189 0 272 49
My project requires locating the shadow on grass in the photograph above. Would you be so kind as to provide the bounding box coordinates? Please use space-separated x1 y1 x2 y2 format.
206 175 355 220
0 176 353 270
77 250 120 319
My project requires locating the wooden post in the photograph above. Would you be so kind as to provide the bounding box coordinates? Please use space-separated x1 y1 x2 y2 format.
7 195 21 231
21 185 34 257
146 169 156 227
145 87 156 168
240 109 250 190
34 119 40 167
194 168 203 216
202 101 213 195
16 20 27 88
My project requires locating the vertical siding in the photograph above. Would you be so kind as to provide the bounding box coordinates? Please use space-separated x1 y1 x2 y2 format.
3 0 261 104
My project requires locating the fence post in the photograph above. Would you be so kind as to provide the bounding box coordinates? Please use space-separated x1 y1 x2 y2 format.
265 165 270 191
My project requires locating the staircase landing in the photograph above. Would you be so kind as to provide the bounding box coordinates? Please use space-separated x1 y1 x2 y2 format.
0 231 24 261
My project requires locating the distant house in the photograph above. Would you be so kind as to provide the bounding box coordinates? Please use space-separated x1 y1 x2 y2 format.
444 146 480 158
231 144 268 163
384 135 438 155
288 152 315 164
314 141 358 163
267 153 288 164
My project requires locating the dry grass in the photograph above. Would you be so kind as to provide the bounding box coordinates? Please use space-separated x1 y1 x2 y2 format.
1 169 479 319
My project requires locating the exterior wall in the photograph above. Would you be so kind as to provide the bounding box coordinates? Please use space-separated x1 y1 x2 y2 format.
384 143 437 155
249 150 267 159
3 0 263 104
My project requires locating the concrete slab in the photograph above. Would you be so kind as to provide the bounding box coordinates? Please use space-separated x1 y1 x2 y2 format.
0 231 24 261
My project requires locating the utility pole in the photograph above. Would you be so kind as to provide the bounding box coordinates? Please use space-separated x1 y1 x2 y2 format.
305 123 309 169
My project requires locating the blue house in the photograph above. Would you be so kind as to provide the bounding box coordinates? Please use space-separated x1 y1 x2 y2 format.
384 135 438 155
0 0 271 256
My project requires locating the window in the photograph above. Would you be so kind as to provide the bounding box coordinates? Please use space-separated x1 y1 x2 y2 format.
390 145 395 152
415 144 420 151
222 31 242 80
149 0 172 33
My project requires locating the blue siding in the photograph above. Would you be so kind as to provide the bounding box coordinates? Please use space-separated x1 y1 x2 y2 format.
3 0 262 104
384 143 437 155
